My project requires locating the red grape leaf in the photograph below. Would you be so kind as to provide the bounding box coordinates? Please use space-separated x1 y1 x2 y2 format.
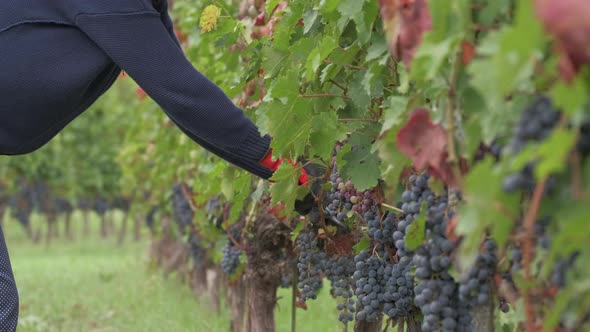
396 109 457 186
379 0 431 67
326 234 355 256
535 0 590 82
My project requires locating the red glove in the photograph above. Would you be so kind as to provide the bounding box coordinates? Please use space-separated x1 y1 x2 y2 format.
259 149 309 185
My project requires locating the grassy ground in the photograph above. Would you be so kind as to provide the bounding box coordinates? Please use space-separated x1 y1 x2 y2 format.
3 212 342 332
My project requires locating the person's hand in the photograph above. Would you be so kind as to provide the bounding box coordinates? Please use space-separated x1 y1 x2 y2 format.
259 149 325 216
259 148 308 185
293 163 325 215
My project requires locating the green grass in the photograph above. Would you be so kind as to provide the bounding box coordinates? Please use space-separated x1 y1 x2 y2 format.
2 213 343 332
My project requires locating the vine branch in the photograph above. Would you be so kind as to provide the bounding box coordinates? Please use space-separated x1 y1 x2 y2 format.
522 179 546 332
338 118 379 123
301 93 350 99
445 49 463 190
329 79 347 92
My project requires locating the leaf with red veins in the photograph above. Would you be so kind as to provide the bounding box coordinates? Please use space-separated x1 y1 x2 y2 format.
379 0 431 67
396 109 457 185
535 0 590 82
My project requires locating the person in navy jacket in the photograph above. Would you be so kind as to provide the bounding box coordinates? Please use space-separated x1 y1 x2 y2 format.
0 1 306 330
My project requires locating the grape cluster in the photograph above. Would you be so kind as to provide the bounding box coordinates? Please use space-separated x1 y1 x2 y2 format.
280 274 292 289
221 225 243 275
221 245 242 275
366 209 395 246
77 197 92 211
395 173 436 257
458 240 497 306
550 253 579 288
325 170 375 223
474 141 503 162
506 216 579 290
145 205 158 232
171 184 194 234
352 250 387 322
296 231 327 302
54 198 73 214
94 197 109 216
8 184 34 229
395 174 474 331
413 224 470 331
382 212 416 321
499 298 510 313
325 256 356 324
382 252 415 320
205 196 224 229
577 121 590 156
503 96 560 193
534 218 579 289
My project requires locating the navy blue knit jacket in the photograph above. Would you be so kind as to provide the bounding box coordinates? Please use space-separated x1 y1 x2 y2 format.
0 0 273 178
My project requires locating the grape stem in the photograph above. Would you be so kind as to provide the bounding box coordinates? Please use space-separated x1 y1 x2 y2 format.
570 152 584 199
329 79 347 92
522 179 546 332
301 93 350 99
245 179 264 231
338 118 379 123
225 222 245 251
180 182 198 212
380 202 403 214
445 49 463 188
291 262 297 332
180 182 202 238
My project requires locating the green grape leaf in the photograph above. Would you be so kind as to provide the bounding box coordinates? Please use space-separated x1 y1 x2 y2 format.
270 163 308 217
269 68 300 100
410 35 460 83
405 202 426 250
305 35 339 80
291 221 305 242
353 237 371 253
338 0 376 44
458 159 519 266
348 71 371 114
272 2 304 51
550 72 589 117
262 47 290 79
303 9 319 34
337 0 364 19
320 0 340 14
266 0 282 16
362 62 386 98
267 98 314 157
228 171 251 221
340 134 381 190
309 112 348 159
535 128 577 179
366 38 389 62
380 96 408 134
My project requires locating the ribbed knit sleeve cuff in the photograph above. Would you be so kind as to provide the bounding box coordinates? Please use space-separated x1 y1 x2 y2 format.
232 125 273 179
236 125 271 161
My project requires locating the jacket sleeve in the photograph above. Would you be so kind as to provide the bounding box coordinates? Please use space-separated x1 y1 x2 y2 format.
75 10 273 179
